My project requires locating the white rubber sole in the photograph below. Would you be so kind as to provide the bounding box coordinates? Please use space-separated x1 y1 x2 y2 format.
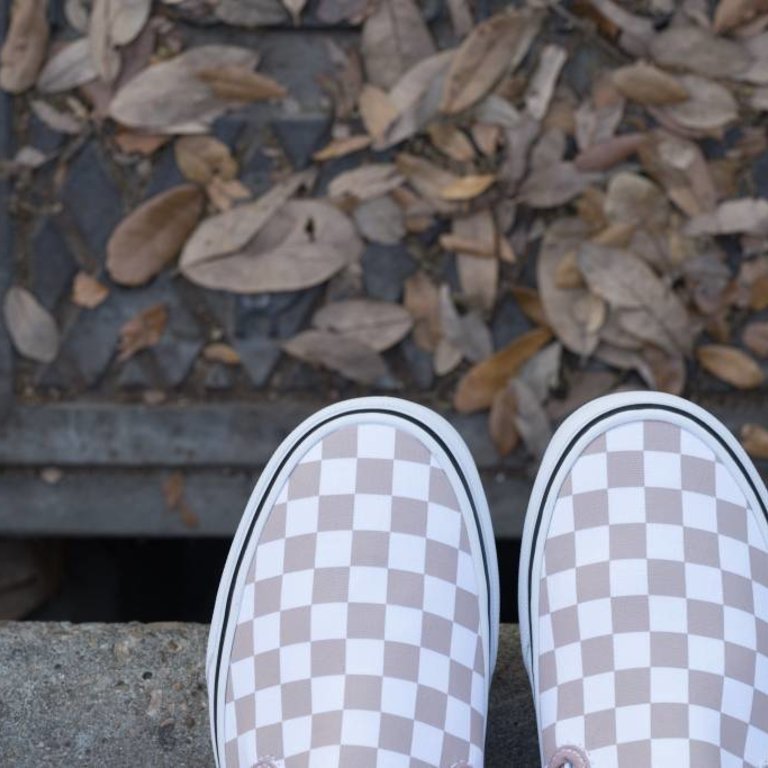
206 396 500 767
518 390 768 693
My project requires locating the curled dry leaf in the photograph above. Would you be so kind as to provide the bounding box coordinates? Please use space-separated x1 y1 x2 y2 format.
328 164 404 202
519 163 599 209
743 322 768 357
359 84 398 141
510 378 552 459
650 26 750 79
404 271 441 352
30 100 83 135
71 272 109 309
0 0 49 93
525 44 567 121
578 244 693 355
174 136 237 184
3 286 59 363
89 0 121 84
118 303 168 362
741 423 768 459
440 8 541 115
202 342 241 365
537 219 601 356
685 199 768 237
180 170 312 267
450 211 498 312
658 75 738 134
573 133 648 172
361 0 436 89
638 131 717 217
37 38 96 93
696 344 765 388
438 174 495 201
107 185 205 287
453 326 552 413
205 176 250 212
283 329 392 385
313 135 371 161
611 62 688 106
642 345 686 395
489 385 519 456
109 46 260 132
427 124 475 163
395 153 462 214
181 200 361 293
196 65 286 102
312 299 413 351
509 285 548 327
714 0 768 32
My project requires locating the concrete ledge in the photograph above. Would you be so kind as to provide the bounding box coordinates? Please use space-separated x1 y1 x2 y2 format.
0 622 539 767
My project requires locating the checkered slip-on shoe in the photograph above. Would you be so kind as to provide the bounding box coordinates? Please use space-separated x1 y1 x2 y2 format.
207 397 500 768
519 392 768 767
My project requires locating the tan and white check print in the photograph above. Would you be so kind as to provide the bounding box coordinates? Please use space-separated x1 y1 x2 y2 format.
537 419 768 766
223 424 486 768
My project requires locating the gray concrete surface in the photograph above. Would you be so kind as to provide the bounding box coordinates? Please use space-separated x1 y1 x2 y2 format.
0 622 539 767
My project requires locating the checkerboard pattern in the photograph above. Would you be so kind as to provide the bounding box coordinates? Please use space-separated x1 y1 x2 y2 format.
536 420 768 766
222 424 487 768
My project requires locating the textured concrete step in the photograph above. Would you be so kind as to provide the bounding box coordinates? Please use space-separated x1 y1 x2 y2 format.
0 622 538 767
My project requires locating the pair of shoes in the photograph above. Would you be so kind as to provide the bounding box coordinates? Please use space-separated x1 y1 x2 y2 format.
207 393 768 767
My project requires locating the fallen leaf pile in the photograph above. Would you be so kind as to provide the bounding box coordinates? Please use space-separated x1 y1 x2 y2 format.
3 0 768 459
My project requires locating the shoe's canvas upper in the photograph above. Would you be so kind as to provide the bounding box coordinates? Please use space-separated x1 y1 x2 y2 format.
535 420 768 766
221 423 487 768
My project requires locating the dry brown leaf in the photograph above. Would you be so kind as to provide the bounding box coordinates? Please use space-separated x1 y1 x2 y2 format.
604 172 668 229
29 99 83 135
313 135 371 161
574 133 648 172
395 153 463 214
352 196 405 244
181 200 361 293
109 0 151 45
379 51 454 149
685 199 768 237
361 0 436 89
697 344 765 388
313 299 413 351
642 345 686 395
71 272 109 309
281 0 308 24
578 244 693 355
37 38 95 93
519 163 599 208
525 44 567 120
751 275 768 311
196 65 286 102
537 220 601 355
179 170 311 266
404 271 442 352
741 423 768 458
89 0 121 84
658 75 738 135
113 130 169 156
510 377 552 459
743 322 768 357
451 211 498 311
109 46 260 132
203 342 241 365
489 385 519 456
650 25 750 79
510 285 548 327
206 177 251 212
359 84 398 141
530 128 567 171
453 326 553 413
439 287 493 363
0 0 49 93
439 174 495 201
328 164 404 202
107 185 205 287
611 62 688 106
715 0 768 33
584 0 655 52
472 123 501 156
118 303 168 362
441 8 541 115
283 329 392 385
427 124 475 162
3 286 59 363
638 131 717 217
446 0 473 37
174 136 238 185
